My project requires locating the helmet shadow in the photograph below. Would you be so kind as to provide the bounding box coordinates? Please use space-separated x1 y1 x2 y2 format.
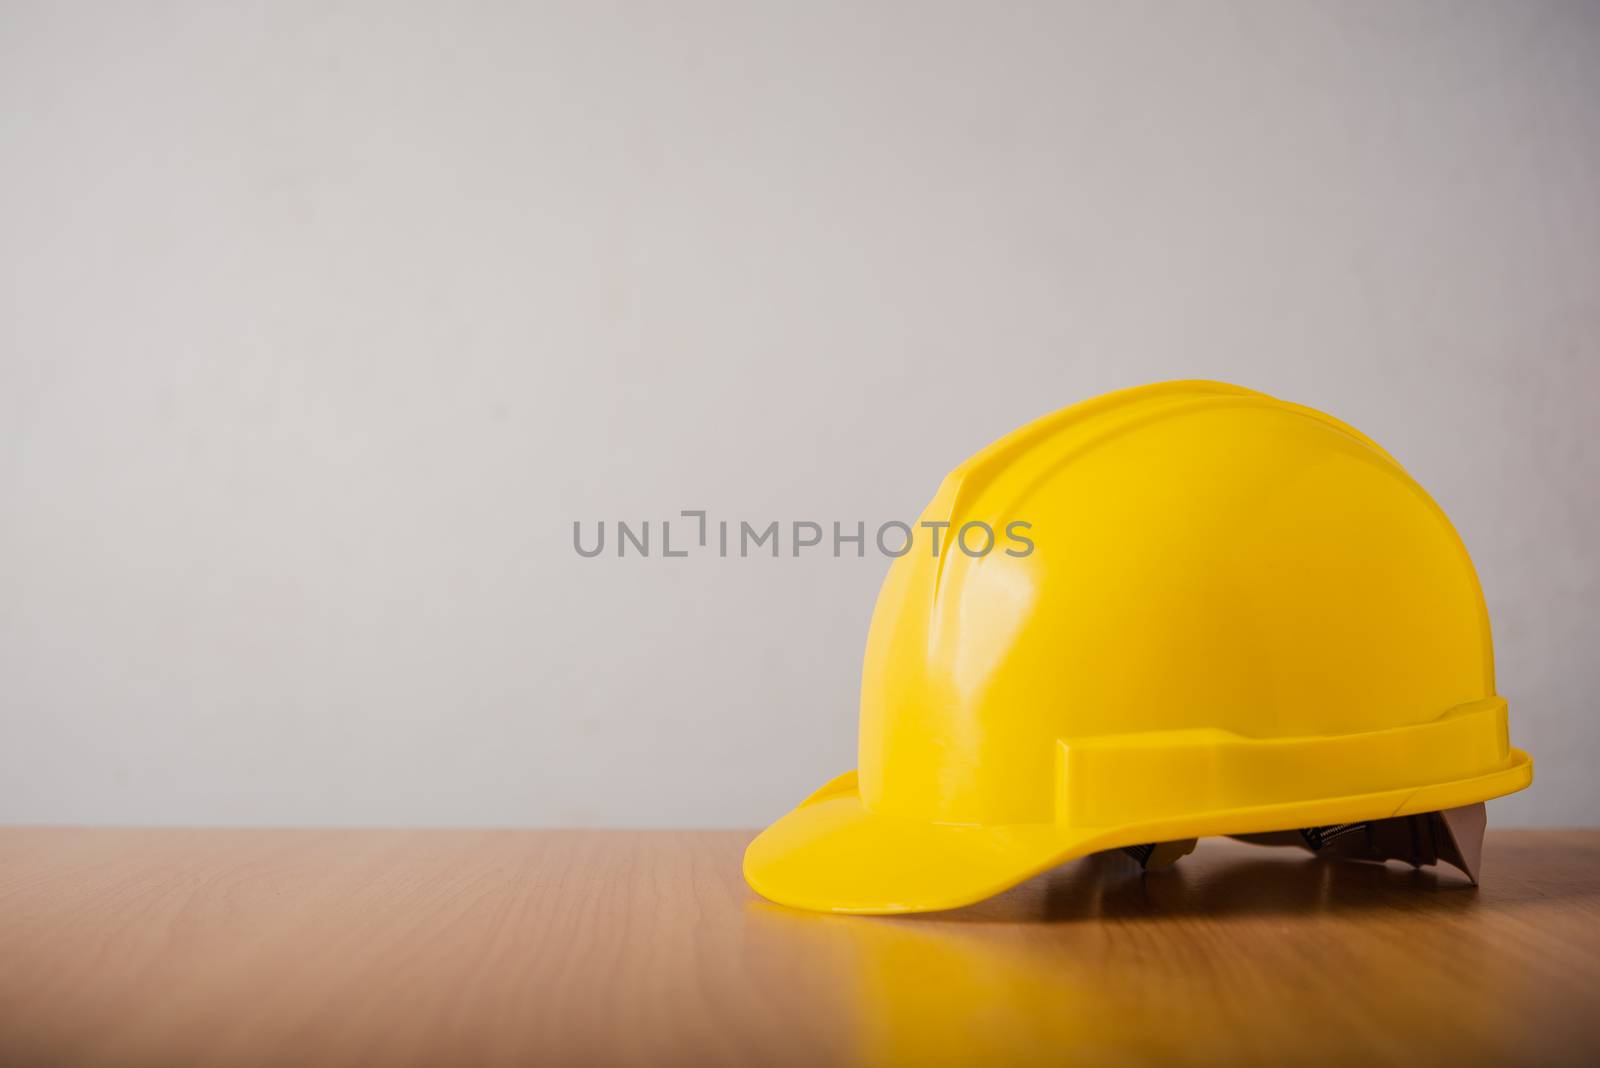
906 840 1556 925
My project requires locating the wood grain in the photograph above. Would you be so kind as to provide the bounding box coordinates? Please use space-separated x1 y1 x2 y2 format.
1 828 1597 1067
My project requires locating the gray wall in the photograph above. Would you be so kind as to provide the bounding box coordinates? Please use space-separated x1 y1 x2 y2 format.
3 1 1597 828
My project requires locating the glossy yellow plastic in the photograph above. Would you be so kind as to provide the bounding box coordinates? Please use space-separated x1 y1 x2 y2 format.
744 381 1533 913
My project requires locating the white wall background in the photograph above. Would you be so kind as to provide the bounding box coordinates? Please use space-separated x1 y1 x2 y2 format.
3 1 1596 828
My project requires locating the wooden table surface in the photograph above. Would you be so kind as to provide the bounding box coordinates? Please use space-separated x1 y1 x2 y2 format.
1 828 1596 1067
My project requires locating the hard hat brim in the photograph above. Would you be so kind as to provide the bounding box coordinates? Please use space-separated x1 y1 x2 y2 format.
745 751 1533 914
742 770 1104 915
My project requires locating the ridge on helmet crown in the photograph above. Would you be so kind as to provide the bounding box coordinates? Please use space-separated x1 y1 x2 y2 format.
857 381 1496 827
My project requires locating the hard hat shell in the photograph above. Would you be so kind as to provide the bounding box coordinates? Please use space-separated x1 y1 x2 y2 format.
744 381 1532 913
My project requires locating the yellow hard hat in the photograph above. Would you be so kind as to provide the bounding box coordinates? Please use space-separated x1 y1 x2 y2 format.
745 380 1532 913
